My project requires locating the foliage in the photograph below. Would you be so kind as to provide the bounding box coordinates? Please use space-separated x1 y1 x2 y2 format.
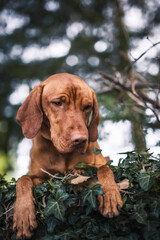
0 151 160 239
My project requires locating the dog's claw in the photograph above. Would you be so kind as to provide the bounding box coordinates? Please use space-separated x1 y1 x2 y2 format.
107 212 114 218
30 226 34 232
117 204 122 211
20 235 26 240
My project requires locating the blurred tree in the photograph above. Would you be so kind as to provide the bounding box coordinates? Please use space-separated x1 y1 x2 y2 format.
0 0 159 172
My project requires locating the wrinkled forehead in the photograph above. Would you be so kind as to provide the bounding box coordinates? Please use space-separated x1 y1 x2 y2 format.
42 75 93 100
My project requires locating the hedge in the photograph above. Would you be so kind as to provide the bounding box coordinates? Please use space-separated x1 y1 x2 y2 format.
0 150 160 240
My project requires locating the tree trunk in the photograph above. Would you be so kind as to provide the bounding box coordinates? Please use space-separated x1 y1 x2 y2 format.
114 0 147 151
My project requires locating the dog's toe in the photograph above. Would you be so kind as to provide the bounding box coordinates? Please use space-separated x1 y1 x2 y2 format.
98 184 123 218
13 197 37 239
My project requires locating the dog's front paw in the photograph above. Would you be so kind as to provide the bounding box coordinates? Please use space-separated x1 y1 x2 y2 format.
98 184 123 218
13 196 37 239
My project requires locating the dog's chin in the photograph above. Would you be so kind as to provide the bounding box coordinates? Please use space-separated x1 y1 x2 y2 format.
53 141 88 155
75 144 88 154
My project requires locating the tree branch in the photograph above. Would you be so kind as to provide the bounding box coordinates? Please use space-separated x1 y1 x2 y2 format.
132 41 160 64
98 71 160 122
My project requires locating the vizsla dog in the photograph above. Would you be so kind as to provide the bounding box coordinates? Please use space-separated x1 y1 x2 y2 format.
13 73 123 239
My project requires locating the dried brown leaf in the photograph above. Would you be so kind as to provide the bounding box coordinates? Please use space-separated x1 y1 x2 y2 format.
117 179 133 189
70 175 91 185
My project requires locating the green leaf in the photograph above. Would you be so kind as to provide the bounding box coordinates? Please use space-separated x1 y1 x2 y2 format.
131 212 147 225
34 183 48 196
149 201 160 219
100 222 110 234
75 161 87 169
54 231 74 240
81 184 103 209
85 220 99 239
118 150 135 155
92 184 104 195
43 199 65 221
81 188 97 209
137 173 155 191
46 215 58 234
41 236 53 240
92 147 102 155
106 160 113 166
143 220 160 240
55 192 69 201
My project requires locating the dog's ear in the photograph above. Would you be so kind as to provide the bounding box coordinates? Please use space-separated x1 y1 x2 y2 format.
16 85 43 138
88 91 100 142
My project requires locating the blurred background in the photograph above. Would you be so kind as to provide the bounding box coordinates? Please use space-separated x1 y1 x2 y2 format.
0 0 160 179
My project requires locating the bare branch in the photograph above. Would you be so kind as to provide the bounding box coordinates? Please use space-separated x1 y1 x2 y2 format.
138 91 160 110
132 41 160 64
97 87 118 94
40 168 63 179
128 83 160 89
98 71 160 122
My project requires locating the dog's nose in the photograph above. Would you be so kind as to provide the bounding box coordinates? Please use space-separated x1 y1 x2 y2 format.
71 133 88 145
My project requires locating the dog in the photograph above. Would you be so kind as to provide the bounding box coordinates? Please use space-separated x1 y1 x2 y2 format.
13 73 123 239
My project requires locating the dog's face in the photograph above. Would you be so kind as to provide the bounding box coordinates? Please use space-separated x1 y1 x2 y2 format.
16 73 100 154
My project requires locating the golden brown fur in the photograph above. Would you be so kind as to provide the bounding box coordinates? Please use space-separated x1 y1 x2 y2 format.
13 73 123 239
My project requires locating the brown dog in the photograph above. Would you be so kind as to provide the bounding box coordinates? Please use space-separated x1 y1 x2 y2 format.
13 73 123 239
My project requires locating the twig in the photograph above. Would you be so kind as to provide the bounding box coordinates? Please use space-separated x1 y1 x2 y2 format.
133 41 160 64
141 163 152 171
98 71 160 122
42 196 46 208
0 207 14 217
145 169 160 174
40 168 63 179
129 83 160 89
61 173 79 182
120 190 134 194
138 91 160 110
97 87 118 94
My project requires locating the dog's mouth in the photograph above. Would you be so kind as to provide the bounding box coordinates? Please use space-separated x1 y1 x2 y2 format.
73 142 87 154
52 137 88 154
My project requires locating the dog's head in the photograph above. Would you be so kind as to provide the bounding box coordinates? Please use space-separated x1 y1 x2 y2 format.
16 73 100 154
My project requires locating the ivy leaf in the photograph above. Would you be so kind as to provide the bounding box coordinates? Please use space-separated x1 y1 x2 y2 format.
54 231 74 240
131 212 147 225
92 147 102 155
41 236 54 240
43 199 65 221
81 184 103 209
51 180 65 192
137 173 155 191
81 188 97 209
100 222 110 234
46 215 59 234
4 189 16 201
55 192 69 201
83 166 97 176
68 213 80 225
75 162 87 169
149 201 160 219
143 220 160 240
34 183 48 197
85 220 99 239
91 184 104 195
106 160 113 166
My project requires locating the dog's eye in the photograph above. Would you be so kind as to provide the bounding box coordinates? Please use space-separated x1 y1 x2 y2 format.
52 101 62 106
84 105 91 111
